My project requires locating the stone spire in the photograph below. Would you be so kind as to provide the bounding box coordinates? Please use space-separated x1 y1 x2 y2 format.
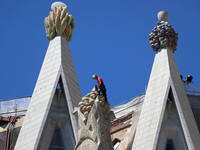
15 2 81 150
132 11 200 150
73 88 115 150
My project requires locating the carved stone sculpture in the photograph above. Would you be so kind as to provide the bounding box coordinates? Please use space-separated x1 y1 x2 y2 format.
149 11 178 53
44 5 75 41
73 88 115 150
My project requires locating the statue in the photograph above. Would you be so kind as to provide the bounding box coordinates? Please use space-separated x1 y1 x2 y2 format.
73 88 115 150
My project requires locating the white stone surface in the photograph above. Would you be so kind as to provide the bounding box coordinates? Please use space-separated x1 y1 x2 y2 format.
131 48 200 150
157 11 169 22
15 36 82 150
51 2 66 10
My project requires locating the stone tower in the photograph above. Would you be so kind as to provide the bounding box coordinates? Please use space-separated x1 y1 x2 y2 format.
15 2 82 150
132 11 200 150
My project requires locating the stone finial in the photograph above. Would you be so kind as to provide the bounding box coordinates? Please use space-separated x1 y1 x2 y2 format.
157 11 169 22
149 11 178 53
51 2 66 10
44 2 75 42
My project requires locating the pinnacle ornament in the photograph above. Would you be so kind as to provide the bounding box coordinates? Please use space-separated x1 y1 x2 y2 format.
44 3 75 42
149 11 178 53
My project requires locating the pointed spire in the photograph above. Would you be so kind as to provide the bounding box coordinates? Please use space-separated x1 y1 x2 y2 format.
132 12 200 150
15 3 81 148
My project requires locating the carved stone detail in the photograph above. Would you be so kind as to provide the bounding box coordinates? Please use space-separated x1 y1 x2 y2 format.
149 23 178 53
44 6 75 41
73 88 115 150
78 88 110 119
149 11 178 53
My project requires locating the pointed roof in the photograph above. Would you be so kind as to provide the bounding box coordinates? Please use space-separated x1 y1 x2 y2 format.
132 47 200 149
15 36 82 150
131 11 200 149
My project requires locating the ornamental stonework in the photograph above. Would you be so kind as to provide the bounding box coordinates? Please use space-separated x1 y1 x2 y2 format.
73 88 115 150
78 88 110 119
149 11 178 53
44 5 75 42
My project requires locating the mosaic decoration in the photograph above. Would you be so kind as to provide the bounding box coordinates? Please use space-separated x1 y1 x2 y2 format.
149 21 178 53
44 6 75 42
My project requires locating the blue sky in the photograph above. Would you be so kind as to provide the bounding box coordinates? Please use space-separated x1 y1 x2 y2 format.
0 0 200 106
